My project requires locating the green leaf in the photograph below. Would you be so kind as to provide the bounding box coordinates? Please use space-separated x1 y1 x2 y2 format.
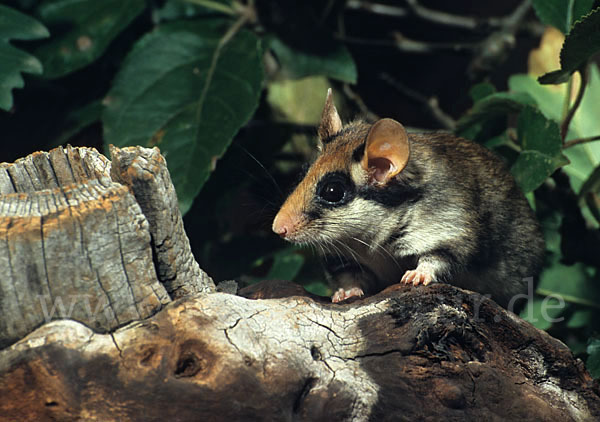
267 76 332 124
579 165 600 199
566 309 593 328
536 259 600 308
520 298 566 331
469 82 496 103
456 91 536 133
181 0 235 15
539 7 600 84
0 4 49 111
103 19 264 214
511 105 569 193
531 0 595 34
511 150 568 192
587 338 600 378
509 74 562 121
154 0 234 23
266 248 305 281
518 106 562 156
563 65 600 197
268 36 357 83
303 281 329 297
33 0 146 79
540 211 562 254
579 164 600 225
482 131 511 149
538 69 571 85
509 66 600 193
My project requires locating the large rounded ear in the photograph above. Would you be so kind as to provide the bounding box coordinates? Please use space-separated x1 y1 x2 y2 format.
317 88 342 149
361 118 410 185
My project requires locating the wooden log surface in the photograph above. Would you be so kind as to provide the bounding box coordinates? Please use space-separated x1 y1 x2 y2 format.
0 146 213 349
1 282 598 421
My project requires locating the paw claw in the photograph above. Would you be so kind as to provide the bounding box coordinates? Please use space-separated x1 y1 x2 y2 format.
401 268 434 287
402 271 416 284
332 287 364 303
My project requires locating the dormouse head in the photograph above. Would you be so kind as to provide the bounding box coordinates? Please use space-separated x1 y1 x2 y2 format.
272 89 411 244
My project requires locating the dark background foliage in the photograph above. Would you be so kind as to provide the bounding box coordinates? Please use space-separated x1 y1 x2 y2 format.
2 0 600 375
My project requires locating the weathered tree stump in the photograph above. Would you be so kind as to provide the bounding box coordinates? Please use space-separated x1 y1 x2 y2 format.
0 146 214 348
0 147 598 421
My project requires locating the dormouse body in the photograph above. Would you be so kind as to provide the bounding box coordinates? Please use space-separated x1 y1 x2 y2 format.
273 90 545 309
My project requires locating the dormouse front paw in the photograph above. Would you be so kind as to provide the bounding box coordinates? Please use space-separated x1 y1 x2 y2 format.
332 287 364 303
401 261 437 286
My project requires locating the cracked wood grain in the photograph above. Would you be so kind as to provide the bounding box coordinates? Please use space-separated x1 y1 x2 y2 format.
1 283 599 421
0 147 170 349
0 145 213 349
109 145 214 298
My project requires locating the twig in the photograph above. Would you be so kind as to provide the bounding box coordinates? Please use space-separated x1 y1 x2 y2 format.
342 1 531 58
468 0 531 78
392 32 477 53
584 193 600 226
346 0 408 18
379 72 456 130
405 0 481 30
182 0 236 15
561 78 573 121
346 0 533 30
336 33 477 53
564 135 600 149
498 0 531 31
561 66 588 141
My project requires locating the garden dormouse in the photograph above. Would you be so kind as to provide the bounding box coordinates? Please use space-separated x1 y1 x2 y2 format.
273 90 544 308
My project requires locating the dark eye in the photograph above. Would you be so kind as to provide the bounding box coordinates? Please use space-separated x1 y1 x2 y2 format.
315 172 354 207
319 181 346 203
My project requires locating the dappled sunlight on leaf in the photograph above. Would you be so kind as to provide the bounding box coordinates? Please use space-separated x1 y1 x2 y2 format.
527 26 580 96
267 76 332 125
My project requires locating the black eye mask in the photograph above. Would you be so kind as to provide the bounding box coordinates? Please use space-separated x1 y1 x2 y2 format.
315 172 356 207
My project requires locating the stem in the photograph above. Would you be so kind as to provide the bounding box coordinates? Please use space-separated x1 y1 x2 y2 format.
217 10 250 47
561 77 572 122
405 0 479 29
536 288 600 309
346 1 409 18
564 135 600 149
183 0 236 15
560 66 588 141
346 0 530 30
193 11 251 140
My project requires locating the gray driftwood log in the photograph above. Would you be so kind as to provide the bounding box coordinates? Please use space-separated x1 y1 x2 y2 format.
0 147 599 421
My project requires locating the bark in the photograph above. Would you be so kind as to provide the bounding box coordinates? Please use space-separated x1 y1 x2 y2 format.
1 282 599 421
0 146 213 349
109 145 214 298
0 147 598 421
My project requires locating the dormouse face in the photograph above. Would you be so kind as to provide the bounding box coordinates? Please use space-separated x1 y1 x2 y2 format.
272 89 410 247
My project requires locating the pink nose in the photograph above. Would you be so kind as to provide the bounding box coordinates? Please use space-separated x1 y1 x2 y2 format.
273 220 288 237
272 212 297 239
